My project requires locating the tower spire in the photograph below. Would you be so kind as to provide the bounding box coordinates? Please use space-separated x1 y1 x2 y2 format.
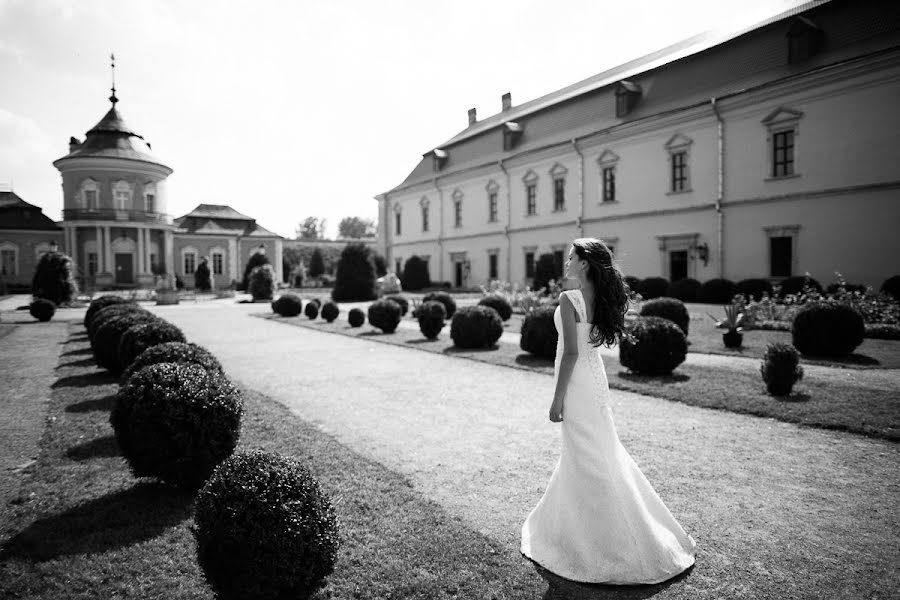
109 53 118 106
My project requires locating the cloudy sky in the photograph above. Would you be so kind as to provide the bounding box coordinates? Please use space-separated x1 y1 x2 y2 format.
0 0 805 239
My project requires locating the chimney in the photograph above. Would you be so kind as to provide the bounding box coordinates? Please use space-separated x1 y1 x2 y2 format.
69 137 81 152
502 92 512 111
468 107 477 126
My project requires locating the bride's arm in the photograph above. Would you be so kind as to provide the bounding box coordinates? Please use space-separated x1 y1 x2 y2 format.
550 293 578 422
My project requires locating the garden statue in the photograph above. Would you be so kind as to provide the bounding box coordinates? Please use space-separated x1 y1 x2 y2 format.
377 272 402 296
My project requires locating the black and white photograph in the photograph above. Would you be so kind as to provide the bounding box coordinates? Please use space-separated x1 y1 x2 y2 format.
1 0 898 598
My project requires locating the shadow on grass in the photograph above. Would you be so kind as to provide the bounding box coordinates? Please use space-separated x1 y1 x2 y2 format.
443 345 500 354
616 371 691 384
515 353 555 368
52 371 116 389
535 562 694 599
0 482 193 562
802 353 879 367
66 394 116 413
57 357 97 369
60 347 92 357
65 435 120 461
774 391 811 403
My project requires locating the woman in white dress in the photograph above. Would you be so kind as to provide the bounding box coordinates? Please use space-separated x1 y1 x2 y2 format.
521 238 696 584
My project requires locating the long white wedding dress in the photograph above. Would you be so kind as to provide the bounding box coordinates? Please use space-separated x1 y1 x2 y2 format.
521 289 696 584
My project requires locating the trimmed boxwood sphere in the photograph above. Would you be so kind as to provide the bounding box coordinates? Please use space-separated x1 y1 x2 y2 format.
29 298 56 322
272 294 303 317
110 362 243 489
348 307 365 327
84 295 132 328
639 277 669 300
193 449 339 600
640 297 690 335
368 298 401 333
88 303 146 342
760 342 803 396
417 300 446 339
620 316 687 375
422 291 457 319
520 306 558 358
384 294 409 316
792 303 865 357
624 276 642 296
880 275 900 301
119 320 187 373
698 278 735 304
92 312 160 374
666 278 701 302
450 305 503 349
478 294 512 321
320 301 339 322
122 341 224 383
304 301 320 320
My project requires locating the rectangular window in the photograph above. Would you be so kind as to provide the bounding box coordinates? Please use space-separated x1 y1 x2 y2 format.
772 130 795 177
602 167 616 202
395 258 402 274
212 253 224 275
145 194 155 213
525 252 535 278
553 179 565 211
454 200 462 228
489 193 498 222
115 190 129 210
770 236 792 277
526 184 537 215
85 190 98 209
183 252 196 275
553 250 564 278
489 253 498 279
1 250 16 276
422 206 429 232
671 151 687 192
88 252 98 276
395 212 401 236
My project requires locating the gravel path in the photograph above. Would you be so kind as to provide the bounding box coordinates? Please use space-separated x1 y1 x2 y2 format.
152 299 900 598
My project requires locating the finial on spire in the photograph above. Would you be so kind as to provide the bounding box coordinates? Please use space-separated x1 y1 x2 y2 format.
109 53 118 105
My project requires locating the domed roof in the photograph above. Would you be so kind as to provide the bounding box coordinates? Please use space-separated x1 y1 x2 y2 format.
54 100 172 172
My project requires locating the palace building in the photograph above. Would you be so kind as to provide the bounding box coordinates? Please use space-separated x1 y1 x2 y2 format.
376 0 900 290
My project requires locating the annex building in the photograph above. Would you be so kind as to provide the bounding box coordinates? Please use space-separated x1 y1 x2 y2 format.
376 0 900 290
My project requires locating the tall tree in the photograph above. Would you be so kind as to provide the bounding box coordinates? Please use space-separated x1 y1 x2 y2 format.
309 248 325 278
338 216 376 239
296 216 327 240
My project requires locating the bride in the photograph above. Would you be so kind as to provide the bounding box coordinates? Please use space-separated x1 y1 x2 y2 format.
521 238 696 584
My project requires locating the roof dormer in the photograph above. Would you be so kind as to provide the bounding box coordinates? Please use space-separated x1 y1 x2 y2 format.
615 80 642 118
503 122 523 151
428 148 448 171
787 17 824 64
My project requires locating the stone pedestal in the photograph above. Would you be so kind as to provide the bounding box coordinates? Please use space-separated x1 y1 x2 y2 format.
137 273 155 288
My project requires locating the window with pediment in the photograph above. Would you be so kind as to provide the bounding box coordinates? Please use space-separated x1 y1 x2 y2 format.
762 107 803 179
664 134 693 194
393 203 402 237
80 178 99 209
420 197 429 232
597 150 619 203
452 189 463 228
143 183 156 213
523 170 538 216
550 163 567 212
486 180 500 222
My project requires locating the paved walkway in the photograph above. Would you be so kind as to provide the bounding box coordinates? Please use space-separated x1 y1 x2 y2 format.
150 299 899 596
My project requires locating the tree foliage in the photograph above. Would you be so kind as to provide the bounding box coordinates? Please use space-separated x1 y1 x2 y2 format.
332 243 377 302
338 216 376 239
296 216 327 240
309 248 326 278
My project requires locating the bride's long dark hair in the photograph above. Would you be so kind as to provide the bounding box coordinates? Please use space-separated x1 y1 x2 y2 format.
572 238 629 347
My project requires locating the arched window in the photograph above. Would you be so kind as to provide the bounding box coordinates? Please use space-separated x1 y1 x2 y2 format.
113 180 132 210
80 178 99 209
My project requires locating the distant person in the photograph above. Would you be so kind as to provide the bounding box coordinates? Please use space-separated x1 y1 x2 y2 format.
521 238 696 584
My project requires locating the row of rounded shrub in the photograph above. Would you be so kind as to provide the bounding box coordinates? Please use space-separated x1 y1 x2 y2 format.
82 295 339 598
626 275 900 303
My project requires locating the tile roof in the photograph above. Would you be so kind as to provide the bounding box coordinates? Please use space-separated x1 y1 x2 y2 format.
0 191 62 230
178 204 255 221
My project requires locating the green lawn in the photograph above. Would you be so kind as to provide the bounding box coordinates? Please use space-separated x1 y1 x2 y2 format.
0 325 546 599
267 313 900 442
